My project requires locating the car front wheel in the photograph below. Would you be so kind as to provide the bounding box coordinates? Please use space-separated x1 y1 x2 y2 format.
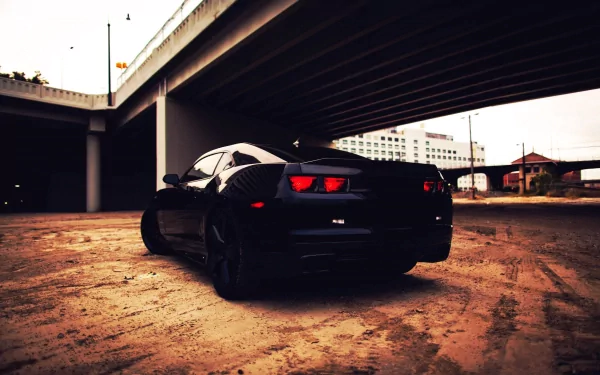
140 208 171 255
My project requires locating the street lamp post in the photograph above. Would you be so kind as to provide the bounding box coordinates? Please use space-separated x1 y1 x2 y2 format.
107 14 130 106
462 113 478 199
60 46 74 90
107 22 112 106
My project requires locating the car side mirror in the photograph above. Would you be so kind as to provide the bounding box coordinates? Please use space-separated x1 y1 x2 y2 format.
163 174 180 186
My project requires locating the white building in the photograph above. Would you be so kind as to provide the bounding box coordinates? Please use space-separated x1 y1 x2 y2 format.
333 127 488 191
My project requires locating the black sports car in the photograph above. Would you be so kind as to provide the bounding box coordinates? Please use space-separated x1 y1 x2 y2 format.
141 143 453 299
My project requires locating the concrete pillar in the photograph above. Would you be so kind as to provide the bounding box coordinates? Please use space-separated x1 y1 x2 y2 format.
156 96 330 191
87 113 106 212
86 133 101 212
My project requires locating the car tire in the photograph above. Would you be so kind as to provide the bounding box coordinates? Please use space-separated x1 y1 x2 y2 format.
207 208 258 300
140 208 171 255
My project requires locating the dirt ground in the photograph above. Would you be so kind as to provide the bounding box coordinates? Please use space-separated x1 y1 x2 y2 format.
1 198 599 375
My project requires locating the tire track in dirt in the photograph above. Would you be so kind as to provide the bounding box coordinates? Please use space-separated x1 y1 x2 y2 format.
535 257 600 374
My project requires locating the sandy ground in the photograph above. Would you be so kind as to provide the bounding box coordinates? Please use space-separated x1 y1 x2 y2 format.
1 199 599 375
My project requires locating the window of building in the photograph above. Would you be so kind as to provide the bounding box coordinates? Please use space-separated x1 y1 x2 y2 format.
342 140 348 144
394 151 400 156
388 144 392 148
394 138 399 142
401 152 406 157
413 140 418 144
374 150 379 155
437 155 441 159
359 149 364 153
350 140 356 145
351 148 356 153
381 136 385 141
388 151 393 156
401 158 406 162
443 149 446 153
366 150 372 154
426 154 430 158
366 142 371 147
482 159 485 163
453 150 457 154
401 145 406 150
342 147 348 151
394 145 399 149
426 148 429 152
388 137 392 141
481 147 485 151
453 156 457 160
437 149 441 152
426 141 430 146
358 141 364 146
415 160 419 163
374 142 379 147
358 134 363 138
401 139 406 143
426 161 430 164
414 153 418 158
443 156 447 160
366 135 371 140
414 146 418 151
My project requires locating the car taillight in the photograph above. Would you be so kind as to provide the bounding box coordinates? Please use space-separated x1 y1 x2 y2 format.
324 177 347 193
424 181 435 193
288 176 317 192
424 180 446 194
437 181 444 193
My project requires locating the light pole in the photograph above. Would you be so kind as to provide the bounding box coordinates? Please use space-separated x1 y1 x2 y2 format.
60 46 74 89
462 113 478 199
517 143 526 195
107 14 130 106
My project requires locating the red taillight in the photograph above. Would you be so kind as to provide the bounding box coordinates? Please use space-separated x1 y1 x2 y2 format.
288 176 317 192
424 181 435 193
250 202 264 208
324 177 347 193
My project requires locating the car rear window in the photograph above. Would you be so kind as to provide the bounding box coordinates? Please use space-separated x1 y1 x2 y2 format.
257 145 366 163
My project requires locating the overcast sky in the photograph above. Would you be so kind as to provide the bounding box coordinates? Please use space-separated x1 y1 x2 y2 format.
1 0 599 178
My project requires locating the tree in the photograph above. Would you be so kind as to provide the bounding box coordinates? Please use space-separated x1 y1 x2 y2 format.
29 71 49 85
0 68 49 85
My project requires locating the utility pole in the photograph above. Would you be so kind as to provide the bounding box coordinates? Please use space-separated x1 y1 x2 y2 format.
468 114 477 200
521 143 526 195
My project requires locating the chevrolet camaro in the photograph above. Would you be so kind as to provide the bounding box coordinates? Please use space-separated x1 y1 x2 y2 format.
141 143 453 299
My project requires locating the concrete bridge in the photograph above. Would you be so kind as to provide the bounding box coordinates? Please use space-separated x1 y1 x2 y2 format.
441 160 600 191
2 0 600 212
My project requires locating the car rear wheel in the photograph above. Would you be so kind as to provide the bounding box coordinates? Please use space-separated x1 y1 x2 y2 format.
207 208 257 300
140 208 171 255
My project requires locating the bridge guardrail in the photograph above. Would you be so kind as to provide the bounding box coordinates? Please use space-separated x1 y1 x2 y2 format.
115 0 208 89
0 77 109 109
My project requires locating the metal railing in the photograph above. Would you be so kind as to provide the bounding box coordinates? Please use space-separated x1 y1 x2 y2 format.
115 0 206 88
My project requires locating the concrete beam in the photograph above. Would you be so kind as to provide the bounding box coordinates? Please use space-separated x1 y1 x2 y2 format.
0 103 89 125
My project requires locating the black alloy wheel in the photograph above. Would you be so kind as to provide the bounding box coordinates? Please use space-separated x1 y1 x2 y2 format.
208 208 256 300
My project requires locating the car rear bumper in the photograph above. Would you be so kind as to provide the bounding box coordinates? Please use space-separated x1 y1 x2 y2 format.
250 224 452 278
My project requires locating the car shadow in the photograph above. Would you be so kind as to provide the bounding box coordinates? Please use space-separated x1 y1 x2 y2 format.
252 272 442 308
163 255 443 308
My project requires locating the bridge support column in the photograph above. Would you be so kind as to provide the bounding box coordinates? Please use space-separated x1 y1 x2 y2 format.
487 174 504 191
86 113 106 212
156 97 331 191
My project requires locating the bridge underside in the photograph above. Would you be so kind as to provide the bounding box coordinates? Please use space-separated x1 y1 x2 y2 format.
171 0 600 140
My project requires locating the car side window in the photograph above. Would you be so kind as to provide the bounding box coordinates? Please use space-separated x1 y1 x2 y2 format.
214 152 234 174
181 153 223 182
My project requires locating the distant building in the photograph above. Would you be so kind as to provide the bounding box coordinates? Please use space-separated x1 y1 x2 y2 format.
503 152 581 189
333 127 488 191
